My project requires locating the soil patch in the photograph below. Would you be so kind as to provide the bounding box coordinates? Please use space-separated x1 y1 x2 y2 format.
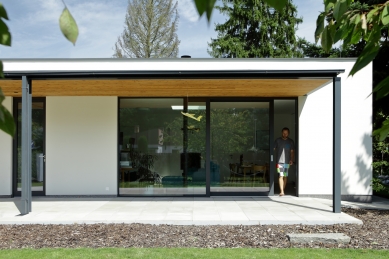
0 208 388 249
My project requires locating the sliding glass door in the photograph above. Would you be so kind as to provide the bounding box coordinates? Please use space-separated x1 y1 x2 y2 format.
210 101 271 194
118 98 206 196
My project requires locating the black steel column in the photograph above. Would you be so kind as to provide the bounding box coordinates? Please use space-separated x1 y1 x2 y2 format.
269 100 275 196
206 99 210 196
333 77 341 213
21 76 32 214
183 97 188 187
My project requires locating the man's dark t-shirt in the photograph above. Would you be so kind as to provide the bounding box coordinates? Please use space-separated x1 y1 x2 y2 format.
274 137 295 164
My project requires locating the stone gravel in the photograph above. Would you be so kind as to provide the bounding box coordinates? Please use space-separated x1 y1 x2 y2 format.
0 208 388 249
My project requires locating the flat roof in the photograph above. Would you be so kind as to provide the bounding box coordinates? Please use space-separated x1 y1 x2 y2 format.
1 58 349 79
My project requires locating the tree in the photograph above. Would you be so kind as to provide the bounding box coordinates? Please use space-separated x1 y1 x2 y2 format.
194 0 289 23
296 37 366 58
113 0 179 58
208 0 303 58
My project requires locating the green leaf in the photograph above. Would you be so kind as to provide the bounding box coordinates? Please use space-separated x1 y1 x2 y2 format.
264 0 288 12
381 5 389 22
373 119 389 141
0 88 15 137
333 0 348 21
0 19 11 46
324 0 336 12
350 27 361 44
349 42 379 76
367 19 382 42
367 7 379 22
194 0 216 22
321 26 333 53
341 22 354 38
329 20 337 41
334 23 352 43
382 6 389 25
353 12 361 25
59 7 78 45
315 13 326 44
373 75 389 100
0 3 9 20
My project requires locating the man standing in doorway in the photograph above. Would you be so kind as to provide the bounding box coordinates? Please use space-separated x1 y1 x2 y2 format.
274 127 295 196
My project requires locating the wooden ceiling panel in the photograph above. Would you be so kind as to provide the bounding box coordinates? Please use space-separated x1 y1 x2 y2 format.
1 78 331 97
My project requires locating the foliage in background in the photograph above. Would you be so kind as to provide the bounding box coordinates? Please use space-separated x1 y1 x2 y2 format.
315 0 389 141
373 111 389 175
163 109 255 159
208 0 302 58
296 37 366 57
194 0 289 23
113 0 179 58
0 3 13 136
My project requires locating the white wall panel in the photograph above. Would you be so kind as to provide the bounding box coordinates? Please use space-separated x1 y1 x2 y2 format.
46 97 117 195
298 86 333 195
0 97 13 196
298 62 372 196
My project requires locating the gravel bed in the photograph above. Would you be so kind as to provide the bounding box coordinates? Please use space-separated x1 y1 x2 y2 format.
0 208 388 249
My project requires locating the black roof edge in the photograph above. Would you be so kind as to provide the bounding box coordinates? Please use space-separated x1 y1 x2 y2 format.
2 70 345 80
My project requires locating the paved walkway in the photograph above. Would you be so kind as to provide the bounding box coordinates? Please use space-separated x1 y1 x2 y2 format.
318 195 389 210
0 196 375 225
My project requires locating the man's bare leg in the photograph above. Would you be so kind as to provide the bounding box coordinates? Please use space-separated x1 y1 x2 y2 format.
283 177 287 190
279 176 284 196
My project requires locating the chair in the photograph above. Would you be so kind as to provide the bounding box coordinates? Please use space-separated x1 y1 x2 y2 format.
251 165 266 184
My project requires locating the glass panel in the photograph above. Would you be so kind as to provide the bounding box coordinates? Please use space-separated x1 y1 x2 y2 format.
210 102 270 193
185 100 206 194
119 98 206 196
17 102 45 192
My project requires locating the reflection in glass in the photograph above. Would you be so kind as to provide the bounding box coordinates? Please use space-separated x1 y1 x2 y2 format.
119 98 206 196
17 102 45 192
210 102 270 193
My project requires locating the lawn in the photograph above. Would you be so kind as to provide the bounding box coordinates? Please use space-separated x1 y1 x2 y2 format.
0 248 387 259
17 181 43 188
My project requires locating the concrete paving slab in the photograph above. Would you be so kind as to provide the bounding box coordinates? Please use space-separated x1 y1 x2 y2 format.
0 196 368 225
287 233 351 244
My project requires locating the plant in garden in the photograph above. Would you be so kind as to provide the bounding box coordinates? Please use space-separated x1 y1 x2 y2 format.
373 111 389 174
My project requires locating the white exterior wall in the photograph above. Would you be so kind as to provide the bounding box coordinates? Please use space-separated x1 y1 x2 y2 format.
46 97 117 195
0 97 12 196
298 63 372 197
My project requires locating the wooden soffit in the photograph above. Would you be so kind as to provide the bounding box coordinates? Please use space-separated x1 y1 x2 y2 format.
1 78 331 97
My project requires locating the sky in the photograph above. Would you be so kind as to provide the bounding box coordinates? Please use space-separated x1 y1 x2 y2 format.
0 0 324 59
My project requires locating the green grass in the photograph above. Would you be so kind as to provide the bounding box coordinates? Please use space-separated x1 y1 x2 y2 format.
119 181 269 188
17 181 43 188
0 248 387 259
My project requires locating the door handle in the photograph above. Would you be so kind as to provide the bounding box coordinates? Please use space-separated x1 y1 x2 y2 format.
39 154 45 162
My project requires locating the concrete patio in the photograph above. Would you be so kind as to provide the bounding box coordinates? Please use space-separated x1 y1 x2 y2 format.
0 196 367 225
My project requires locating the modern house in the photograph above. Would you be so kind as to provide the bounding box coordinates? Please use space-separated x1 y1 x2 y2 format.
0 58 372 204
